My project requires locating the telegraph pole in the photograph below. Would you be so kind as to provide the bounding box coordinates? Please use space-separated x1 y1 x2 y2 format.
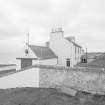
27 32 30 46
26 32 30 46
86 47 87 68
25 32 30 55
27 32 30 51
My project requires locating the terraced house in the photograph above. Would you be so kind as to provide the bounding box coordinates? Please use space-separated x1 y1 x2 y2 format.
17 28 84 69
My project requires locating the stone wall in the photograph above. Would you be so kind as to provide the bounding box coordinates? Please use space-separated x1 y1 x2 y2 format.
39 66 105 95
1 64 105 95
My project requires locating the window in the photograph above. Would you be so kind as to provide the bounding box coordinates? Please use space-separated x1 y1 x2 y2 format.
81 58 87 63
66 59 70 67
25 49 29 54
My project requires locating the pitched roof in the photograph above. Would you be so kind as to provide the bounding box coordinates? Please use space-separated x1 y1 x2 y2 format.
65 37 82 48
29 45 57 60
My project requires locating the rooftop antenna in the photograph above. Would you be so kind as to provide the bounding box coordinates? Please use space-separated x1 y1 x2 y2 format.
25 32 30 55
27 32 30 45
86 47 88 68
25 32 30 50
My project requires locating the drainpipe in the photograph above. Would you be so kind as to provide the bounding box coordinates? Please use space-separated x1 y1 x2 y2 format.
56 56 59 65
86 47 88 68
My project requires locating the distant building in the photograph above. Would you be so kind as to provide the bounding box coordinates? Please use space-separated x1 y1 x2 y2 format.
16 45 58 69
16 28 84 70
81 52 103 63
79 52 105 68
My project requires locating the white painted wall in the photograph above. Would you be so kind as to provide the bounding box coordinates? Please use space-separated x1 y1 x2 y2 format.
16 60 21 70
16 45 37 70
49 30 84 67
19 45 37 58
73 46 83 65
32 58 57 66
0 68 39 89
50 32 74 67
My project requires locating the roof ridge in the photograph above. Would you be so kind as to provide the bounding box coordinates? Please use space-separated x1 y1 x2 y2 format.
29 44 48 48
65 37 82 48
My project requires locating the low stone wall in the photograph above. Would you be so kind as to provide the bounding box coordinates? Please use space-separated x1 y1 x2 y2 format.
39 65 105 95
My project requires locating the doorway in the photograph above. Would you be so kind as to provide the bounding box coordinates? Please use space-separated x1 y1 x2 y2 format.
21 58 32 69
66 59 70 67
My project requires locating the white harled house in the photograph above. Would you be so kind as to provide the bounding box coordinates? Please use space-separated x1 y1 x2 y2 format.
16 28 84 70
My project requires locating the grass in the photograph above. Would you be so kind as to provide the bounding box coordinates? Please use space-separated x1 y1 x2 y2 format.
0 87 105 105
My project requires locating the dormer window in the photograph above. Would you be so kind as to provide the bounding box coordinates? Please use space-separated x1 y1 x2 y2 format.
25 49 29 55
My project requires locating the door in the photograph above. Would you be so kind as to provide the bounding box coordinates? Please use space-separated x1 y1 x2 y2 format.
21 59 32 69
66 59 70 67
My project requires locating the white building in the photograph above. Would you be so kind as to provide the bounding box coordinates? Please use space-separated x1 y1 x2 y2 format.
17 28 84 69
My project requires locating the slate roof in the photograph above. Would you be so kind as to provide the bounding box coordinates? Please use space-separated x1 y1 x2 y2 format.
29 45 57 60
65 37 82 48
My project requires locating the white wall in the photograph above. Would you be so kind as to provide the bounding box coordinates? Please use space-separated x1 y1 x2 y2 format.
16 45 37 70
50 30 84 67
33 58 57 66
20 45 36 58
50 34 74 67
0 68 39 89
16 60 21 70
73 46 83 65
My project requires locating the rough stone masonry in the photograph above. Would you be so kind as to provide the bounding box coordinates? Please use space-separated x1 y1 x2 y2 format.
38 65 105 95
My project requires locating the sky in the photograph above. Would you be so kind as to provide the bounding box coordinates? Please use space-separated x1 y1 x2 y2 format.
0 0 105 63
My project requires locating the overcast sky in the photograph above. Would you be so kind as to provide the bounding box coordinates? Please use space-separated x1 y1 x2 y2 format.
0 0 105 63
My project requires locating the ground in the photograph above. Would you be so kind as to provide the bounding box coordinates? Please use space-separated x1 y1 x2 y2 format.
0 87 105 105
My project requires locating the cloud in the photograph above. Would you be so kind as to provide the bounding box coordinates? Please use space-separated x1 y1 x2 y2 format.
0 0 105 63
